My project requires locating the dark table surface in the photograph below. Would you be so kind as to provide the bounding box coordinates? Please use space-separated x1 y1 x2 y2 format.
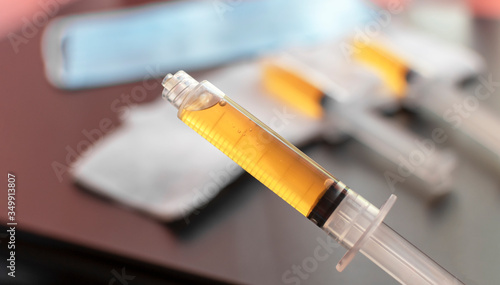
1 1 500 284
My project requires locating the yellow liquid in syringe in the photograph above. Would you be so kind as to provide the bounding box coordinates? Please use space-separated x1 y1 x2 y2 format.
180 97 334 216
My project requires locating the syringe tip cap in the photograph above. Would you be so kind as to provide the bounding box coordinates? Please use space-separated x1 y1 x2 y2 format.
162 73 174 88
161 71 199 106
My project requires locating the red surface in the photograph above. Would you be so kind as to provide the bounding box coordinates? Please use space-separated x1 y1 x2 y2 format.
466 0 500 18
371 0 500 18
0 0 78 39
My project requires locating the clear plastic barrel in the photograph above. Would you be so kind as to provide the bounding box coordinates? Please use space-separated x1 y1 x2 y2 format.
323 191 464 285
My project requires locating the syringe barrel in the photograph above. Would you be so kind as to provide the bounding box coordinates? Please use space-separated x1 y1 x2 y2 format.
323 191 463 285
162 70 345 217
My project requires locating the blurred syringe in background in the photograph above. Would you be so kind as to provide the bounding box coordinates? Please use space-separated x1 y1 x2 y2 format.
352 27 500 167
262 44 457 198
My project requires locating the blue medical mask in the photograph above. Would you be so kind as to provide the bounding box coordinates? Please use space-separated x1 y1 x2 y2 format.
42 0 371 89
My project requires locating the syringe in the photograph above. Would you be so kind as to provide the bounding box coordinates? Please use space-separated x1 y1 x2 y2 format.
162 70 464 285
352 27 500 165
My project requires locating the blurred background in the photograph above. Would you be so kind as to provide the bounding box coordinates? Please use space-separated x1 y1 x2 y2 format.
1 0 500 284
